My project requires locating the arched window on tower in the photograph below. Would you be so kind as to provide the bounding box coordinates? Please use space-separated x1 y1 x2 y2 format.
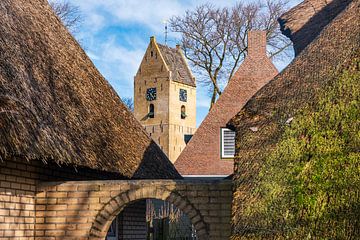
181 105 186 119
149 104 155 118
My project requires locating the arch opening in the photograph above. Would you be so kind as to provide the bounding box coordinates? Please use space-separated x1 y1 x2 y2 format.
90 187 208 240
106 199 197 240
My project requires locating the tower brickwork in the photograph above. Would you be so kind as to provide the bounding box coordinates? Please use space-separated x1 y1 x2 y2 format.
134 37 196 163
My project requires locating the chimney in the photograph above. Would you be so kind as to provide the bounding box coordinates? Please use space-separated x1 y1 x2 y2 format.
247 30 267 58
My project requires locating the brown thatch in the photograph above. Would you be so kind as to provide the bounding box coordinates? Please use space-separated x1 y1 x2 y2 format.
228 0 359 235
0 0 181 179
278 0 353 55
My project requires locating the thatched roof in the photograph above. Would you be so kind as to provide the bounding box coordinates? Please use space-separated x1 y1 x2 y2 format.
278 0 352 55
157 44 196 87
175 31 278 176
0 0 181 179
229 0 359 235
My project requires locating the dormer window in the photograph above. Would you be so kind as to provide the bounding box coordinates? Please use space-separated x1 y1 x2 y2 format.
181 105 186 119
148 104 155 118
221 128 235 158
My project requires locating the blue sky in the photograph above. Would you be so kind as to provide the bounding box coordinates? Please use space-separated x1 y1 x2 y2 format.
71 0 302 126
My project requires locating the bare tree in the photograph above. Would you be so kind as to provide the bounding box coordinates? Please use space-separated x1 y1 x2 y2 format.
121 97 134 112
170 0 291 109
49 0 82 35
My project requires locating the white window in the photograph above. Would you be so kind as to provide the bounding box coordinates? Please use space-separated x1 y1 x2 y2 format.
221 128 236 158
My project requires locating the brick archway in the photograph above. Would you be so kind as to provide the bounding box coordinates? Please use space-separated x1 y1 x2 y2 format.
89 186 209 240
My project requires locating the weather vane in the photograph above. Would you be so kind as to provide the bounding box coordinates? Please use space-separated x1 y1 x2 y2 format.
163 20 168 46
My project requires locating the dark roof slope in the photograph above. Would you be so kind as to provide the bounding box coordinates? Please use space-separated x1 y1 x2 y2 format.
0 0 181 179
229 0 359 235
157 44 196 87
278 0 352 55
175 31 278 176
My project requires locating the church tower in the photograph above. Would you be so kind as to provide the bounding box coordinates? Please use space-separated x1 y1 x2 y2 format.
134 36 196 163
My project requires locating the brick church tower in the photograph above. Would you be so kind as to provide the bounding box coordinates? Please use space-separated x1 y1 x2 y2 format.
134 36 196 163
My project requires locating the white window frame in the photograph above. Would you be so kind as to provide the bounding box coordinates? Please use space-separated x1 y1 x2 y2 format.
220 128 236 159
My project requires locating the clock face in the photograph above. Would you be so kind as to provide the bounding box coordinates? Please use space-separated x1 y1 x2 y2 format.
146 88 156 101
179 89 187 102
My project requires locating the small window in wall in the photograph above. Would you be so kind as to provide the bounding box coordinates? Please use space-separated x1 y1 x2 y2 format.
181 105 186 119
221 128 236 158
151 51 154 57
148 104 155 118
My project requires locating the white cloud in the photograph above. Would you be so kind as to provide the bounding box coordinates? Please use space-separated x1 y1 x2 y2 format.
88 36 144 97
101 36 143 64
87 12 106 31
196 96 212 108
86 51 100 60
74 0 238 34
74 0 182 33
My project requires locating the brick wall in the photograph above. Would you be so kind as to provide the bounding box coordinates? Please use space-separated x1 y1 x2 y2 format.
0 157 125 239
36 179 232 240
0 159 36 239
0 158 232 240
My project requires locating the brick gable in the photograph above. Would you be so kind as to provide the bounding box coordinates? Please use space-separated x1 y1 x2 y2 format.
175 31 278 176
